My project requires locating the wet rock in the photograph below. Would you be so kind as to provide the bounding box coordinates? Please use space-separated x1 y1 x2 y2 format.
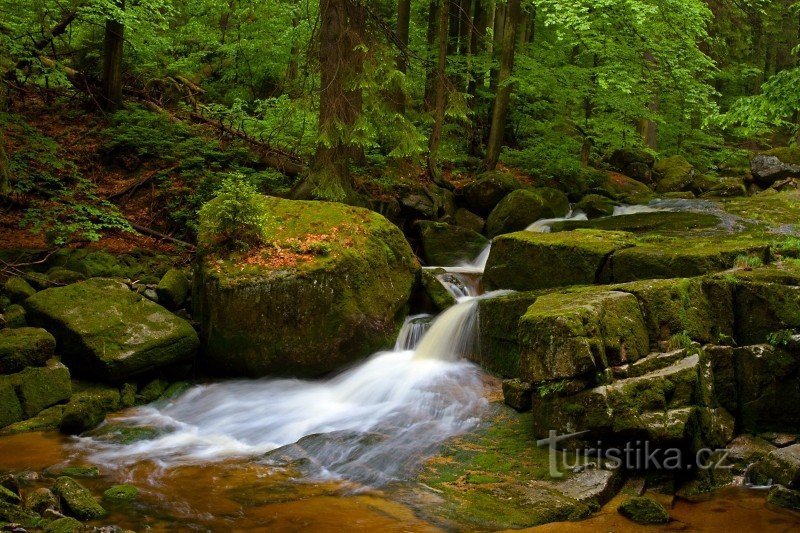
762 433 797 448
461 171 524 216
8 359 71 418
1 405 64 434
727 434 775 474
24 279 199 381
732 280 800 345
0 328 56 374
3 277 36 304
0 501 40 528
156 268 189 310
767 485 800 511
419 269 456 313
415 221 488 266
592 171 653 202
700 178 747 198
52 477 107 520
477 291 540 378
750 444 800 488
751 147 800 187
195 197 417 378
609 148 655 183
653 155 697 194
26 487 59 514
484 229 635 291
59 386 121 435
0 485 20 505
502 379 532 412
102 485 138 504
451 208 485 234
618 496 669 524
550 211 720 234
518 291 649 383
136 379 168 403
43 516 84 533
486 188 569 237
3 305 26 329
0 378 23 428
733 345 800 433
556 467 625 508
44 466 100 480
576 194 616 219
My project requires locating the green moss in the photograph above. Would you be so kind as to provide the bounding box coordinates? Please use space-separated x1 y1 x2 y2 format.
654 155 695 193
0 327 55 374
0 485 20 505
102 484 139 504
9 359 71 418
43 517 83 533
0 405 64 434
160 381 191 400
576 194 616 219
60 385 121 435
3 277 36 303
484 229 636 291
46 465 101 479
767 485 800 511
462 171 523 215
137 379 168 403
486 188 569 237
477 291 542 378
551 211 720 235
156 268 190 310
0 378 23 428
420 269 457 312
3 304 26 328
416 221 488 266
617 496 669 524
0 501 40 528
52 476 107 520
763 146 800 165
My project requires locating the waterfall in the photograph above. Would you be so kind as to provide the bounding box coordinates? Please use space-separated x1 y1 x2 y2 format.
526 209 588 233
394 314 432 351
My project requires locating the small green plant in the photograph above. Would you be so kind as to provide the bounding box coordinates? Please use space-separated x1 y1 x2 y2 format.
537 380 566 398
734 254 763 270
767 329 797 348
668 331 693 350
773 237 800 259
198 174 268 252
715 332 736 346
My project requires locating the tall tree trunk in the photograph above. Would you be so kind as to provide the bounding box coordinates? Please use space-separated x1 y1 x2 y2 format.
0 135 9 197
468 0 488 156
484 0 520 170
428 0 450 185
489 3 505 91
286 14 300 86
393 0 412 111
448 0 461 55
424 0 439 109
101 1 125 112
294 0 365 201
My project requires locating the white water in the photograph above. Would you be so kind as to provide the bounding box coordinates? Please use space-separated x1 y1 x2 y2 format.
525 209 588 233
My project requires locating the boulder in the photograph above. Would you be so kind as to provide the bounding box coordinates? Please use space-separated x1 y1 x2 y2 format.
751 444 800 488
0 327 56 374
48 248 171 285
727 434 776 473
103 484 139 504
477 291 540 378
502 379 533 411
700 178 747 198
592 171 653 201
156 268 190 310
415 221 488 266
461 171 523 215
9 359 71 418
653 156 696 193
733 280 800 345
0 378 22 428
24 278 199 381
608 148 655 183
452 208 485 234
44 517 84 533
484 230 635 291
575 194 616 219
549 211 720 235
3 304 26 328
1 405 64 434
59 385 121 435
194 197 417 378
767 485 800 511
486 188 569 237
734 345 800 433
419 269 456 312
751 147 800 187
3 277 35 303
518 291 649 384
26 487 59 514
398 183 454 220
617 497 669 525
45 267 85 286
52 476 107 519
608 237 770 282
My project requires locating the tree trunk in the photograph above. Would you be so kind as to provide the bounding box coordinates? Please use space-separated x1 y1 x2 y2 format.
0 135 10 197
286 14 300 85
489 3 505 91
293 0 365 201
468 0 488 156
424 0 439 109
484 0 520 170
428 0 450 185
101 1 125 112
397 0 411 73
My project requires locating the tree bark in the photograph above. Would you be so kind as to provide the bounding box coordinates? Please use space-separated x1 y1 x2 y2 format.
484 0 520 170
286 14 301 86
0 135 10 197
428 0 450 185
424 0 439 109
293 0 365 201
489 2 505 91
397 0 411 73
101 1 125 112
468 0 488 155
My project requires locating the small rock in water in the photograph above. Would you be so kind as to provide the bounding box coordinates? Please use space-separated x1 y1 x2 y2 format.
617 496 670 524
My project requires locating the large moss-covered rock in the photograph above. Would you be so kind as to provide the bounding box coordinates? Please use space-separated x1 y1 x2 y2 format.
767 485 800 511
24 279 199 381
43 517 83 533
52 476 107 520
608 237 770 282
732 280 800 345
415 221 488 266
750 444 800 488
194 197 417 378
617 497 669 524
518 291 649 383
3 277 36 303
0 327 55 374
9 359 71 418
593 171 653 201
1 405 64 434
59 385 121 435
550 211 720 235
47 248 172 285
609 148 655 183
476 291 541 378
484 230 635 291
0 378 22 428
102 484 139 504
575 194 616 219
734 345 800 433
653 155 696 193
452 208 485 234
486 189 569 237
461 171 523 215
156 268 190 310
419 269 456 312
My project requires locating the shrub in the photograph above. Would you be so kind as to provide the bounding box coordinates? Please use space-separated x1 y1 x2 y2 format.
198 174 269 252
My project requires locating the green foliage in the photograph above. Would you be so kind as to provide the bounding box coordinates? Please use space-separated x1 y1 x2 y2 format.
767 329 797 348
668 331 693 350
198 173 268 252
773 237 800 259
734 254 763 270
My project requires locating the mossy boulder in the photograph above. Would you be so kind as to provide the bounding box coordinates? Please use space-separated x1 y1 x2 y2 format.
608 237 771 282
732 279 800 345
24 278 199 381
45 465 101 479
419 269 456 312
767 485 800 511
3 277 36 303
1 405 64 434
750 444 800 488
519 291 649 383
452 208 485 234
751 147 800 186
476 291 541 378
608 148 655 182
156 268 190 310
3 304 26 328
103 484 139 504
461 171 523 215
44 267 85 286
653 155 696 193
592 171 653 201
26 487 59 514
52 476 107 520
0 501 40 528
59 385 121 435
484 230 635 291
575 194 616 219
48 248 172 285
701 178 747 198
0 378 23 428
43 517 83 533
502 379 533 411
0 327 56 374
617 497 669 524
9 359 71 418
415 221 488 266
194 197 418 378
733 345 800 433
550 211 720 235
0 484 20 505
486 188 569 237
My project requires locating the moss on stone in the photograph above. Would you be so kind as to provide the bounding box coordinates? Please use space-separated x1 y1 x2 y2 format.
9 359 71 418
617 496 669 524
3 277 36 303
137 379 168 403
156 268 190 310
654 155 695 193
52 476 107 520
551 211 720 235
484 229 636 291
763 146 800 166
0 501 40 528
24 278 199 381
461 171 523 215
0 485 20 505
767 485 800 511
594 171 653 201
415 221 488 266
102 484 139 504
3 304 26 328
419 269 456 312
486 188 569 237
60 385 121 435
195 197 418 378
576 194 616 219
0 327 55 374
477 291 542 378
43 517 83 533
1 405 64 434
0 377 23 428
26 487 59 515
46 465 101 479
